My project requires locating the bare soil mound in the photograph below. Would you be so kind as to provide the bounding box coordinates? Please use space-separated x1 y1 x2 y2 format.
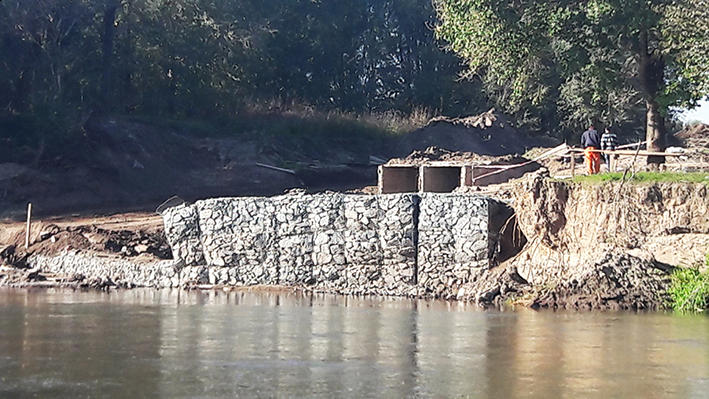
0 111 552 219
0 117 374 219
674 123 709 148
389 145 535 166
396 109 555 157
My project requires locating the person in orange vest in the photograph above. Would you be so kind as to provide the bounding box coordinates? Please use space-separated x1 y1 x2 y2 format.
581 125 601 174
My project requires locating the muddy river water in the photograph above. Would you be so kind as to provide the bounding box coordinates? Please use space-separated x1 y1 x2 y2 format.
0 288 707 398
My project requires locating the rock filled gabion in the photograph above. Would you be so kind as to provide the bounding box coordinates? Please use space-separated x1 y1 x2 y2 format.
160 192 497 296
198 196 279 285
342 194 418 294
418 194 489 295
31 254 184 288
162 203 204 266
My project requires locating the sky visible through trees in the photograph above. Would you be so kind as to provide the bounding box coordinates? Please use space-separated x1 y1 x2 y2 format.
680 100 709 124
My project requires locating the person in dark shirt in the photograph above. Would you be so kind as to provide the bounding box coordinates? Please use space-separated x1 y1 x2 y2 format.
600 126 618 170
581 126 601 174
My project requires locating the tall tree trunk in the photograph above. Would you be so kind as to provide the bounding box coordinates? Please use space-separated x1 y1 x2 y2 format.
11 70 29 113
100 1 119 111
646 97 666 163
638 30 666 165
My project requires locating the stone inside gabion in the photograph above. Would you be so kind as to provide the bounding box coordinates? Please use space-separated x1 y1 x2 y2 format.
157 192 496 296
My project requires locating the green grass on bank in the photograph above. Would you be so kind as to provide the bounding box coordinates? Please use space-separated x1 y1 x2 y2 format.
570 171 709 185
668 267 709 313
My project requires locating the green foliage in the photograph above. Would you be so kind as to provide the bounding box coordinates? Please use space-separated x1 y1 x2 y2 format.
0 0 487 161
661 0 709 105
668 267 709 313
569 171 709 185
433 0 709 138
0 0 482 120
130 102 425 141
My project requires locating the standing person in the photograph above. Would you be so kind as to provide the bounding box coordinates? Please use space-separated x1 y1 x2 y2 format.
601 126 618 171
581 125 601 174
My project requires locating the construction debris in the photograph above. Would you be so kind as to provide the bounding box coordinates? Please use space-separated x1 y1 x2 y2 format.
675 123 709 149
428 108 499 129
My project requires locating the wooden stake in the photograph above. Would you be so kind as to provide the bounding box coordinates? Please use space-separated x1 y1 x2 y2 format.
570 155 576 177
25 203 32 249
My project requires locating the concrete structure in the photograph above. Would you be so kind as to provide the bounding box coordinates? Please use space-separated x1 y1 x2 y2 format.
377 165 419 194
378 161 539 194
421 165 461 193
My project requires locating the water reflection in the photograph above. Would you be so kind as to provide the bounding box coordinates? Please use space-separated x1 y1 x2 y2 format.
0 288 707 398
0 289 162 397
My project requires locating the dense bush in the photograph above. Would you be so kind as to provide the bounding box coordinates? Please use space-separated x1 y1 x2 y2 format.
668 267 709 313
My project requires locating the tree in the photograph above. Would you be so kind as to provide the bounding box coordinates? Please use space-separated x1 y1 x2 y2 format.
0 0 100 114
1 0 483 125
434 0 709 155
245 0 480 114
100 0 122 110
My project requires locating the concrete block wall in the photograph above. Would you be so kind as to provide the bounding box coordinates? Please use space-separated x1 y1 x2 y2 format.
378 161 541 193
161 192 500 296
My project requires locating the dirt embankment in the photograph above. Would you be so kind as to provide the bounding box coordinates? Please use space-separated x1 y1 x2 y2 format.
0 213 168 287
0 110 549 220
398 109 557 156
478 174 709 310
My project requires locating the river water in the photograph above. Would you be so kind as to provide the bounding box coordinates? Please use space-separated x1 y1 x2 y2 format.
0 288 707 398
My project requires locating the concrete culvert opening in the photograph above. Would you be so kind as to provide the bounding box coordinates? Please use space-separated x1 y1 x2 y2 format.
421 166 461 193
379 165 419 193
488 201 527 264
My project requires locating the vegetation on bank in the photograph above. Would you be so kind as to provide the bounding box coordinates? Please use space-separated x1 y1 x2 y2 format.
0 102 432 166
569 172 709 185
3 0 707 165
434 0 709 151
0 0 483 166
136 103 432 140
668 267 709 313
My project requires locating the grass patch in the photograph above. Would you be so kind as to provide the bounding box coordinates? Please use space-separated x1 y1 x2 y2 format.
128 102 430 141
668 268 709 313
570 171 709 185
124 101 433 165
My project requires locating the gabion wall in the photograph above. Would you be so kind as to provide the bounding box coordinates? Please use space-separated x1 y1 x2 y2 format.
161 192 498 296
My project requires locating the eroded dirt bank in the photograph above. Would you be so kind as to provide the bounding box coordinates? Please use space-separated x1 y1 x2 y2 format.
463 174 709 310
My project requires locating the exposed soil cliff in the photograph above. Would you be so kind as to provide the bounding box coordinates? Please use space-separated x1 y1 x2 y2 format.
467 175 709 310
